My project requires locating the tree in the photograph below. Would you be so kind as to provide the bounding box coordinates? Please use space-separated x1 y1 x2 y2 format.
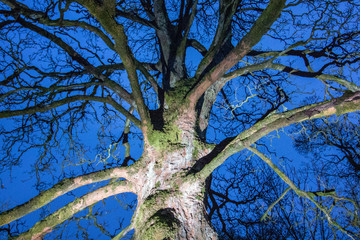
208 150 360 240
0 0 360 239
293 114 360 181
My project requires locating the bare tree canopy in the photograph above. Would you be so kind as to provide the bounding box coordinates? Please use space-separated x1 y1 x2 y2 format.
0 0 360 239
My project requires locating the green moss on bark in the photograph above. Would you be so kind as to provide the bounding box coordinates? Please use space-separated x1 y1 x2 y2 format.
142 210 178 240
133 190 180 239
165 78 196 105
147 123 183 152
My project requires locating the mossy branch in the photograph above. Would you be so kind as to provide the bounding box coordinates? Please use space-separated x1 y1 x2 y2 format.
78 0 151 126
261 187 291 221
14 180 133 240
189 0 286 105
197 91 360 179
0 167 131 227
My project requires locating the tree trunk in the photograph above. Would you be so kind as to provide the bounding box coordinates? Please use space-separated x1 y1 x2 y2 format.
130 107 218 239
133 179 217 239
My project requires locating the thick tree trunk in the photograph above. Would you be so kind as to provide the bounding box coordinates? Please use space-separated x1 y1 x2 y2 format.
133 179 217 239
130 107 218 239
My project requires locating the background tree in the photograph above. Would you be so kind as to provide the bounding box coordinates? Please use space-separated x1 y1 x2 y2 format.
0 0 360 239
208 147 360 240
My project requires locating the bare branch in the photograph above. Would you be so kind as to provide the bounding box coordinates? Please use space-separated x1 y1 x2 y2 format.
14 17 105 81
15 180 133 240
189 0 287 106
78 0 150 126
267 62 360 92
0 95 141 127
0 167 132 227
248 146 359 240
196 91 360 178
115 9 155 28
1 0 116 51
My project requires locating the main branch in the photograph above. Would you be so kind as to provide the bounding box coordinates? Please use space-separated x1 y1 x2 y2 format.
0 167 131 227
189 0 286 106
196 91 360 178
15 180 133 240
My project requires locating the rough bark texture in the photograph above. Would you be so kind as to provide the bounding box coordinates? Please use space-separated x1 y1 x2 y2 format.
130 106 217 239
1 0 360 239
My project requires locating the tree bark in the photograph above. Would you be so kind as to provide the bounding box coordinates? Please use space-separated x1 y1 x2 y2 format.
133 180 217 239
129 106 218 239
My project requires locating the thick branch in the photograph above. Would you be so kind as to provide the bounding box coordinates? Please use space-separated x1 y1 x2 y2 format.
0 167 131 227
196 91 360 179
153 0 173 63
15 180 133 240
79 0 150 126
189 0 286 106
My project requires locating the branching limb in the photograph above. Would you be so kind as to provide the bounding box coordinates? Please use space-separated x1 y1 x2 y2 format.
14 180 133 240
13 17 106 81
189 0 286 106
0 0 116 51
195 3 298 135
195 0 238 78
0 95 141 128
0 167 132 227
267 62 360 92
3 13 136 107
195 91 360 179
260 187 291 221
78 0 151 126
248 146 359 240
111 223 133 240
3 0 145 125
195 35 359 134
1 65 131 106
